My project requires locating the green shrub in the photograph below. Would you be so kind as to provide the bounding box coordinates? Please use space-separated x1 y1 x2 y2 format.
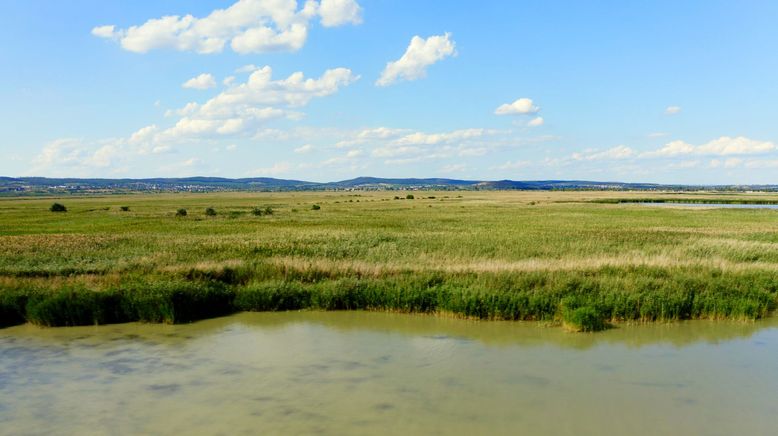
120 206 130 211
406 194 415 200
311 204 321 210
264 206 274 215
176 208 187 217
50 203 67 212
205 207 217 216
251 207 263 216
562 305 608 332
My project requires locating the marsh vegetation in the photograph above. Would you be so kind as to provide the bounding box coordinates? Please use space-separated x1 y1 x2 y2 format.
2 190 778 330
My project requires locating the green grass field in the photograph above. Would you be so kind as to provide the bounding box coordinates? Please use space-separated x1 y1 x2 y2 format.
2 190 778 330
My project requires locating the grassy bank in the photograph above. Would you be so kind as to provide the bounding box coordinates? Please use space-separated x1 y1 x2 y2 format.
2 191 778 331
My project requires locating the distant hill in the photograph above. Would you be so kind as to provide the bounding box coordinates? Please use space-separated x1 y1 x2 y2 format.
0 176 776 195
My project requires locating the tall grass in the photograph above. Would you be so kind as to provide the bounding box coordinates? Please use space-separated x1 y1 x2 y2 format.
1 190 778 330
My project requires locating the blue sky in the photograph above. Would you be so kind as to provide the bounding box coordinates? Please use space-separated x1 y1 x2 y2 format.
2 0 778 183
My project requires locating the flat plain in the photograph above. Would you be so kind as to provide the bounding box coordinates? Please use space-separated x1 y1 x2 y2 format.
2 190 778 330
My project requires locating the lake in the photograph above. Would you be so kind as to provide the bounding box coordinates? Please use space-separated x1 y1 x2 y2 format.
1 312 777 435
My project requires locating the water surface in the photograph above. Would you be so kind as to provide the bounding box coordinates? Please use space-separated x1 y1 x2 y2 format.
1 312 777 435
635 202 778 209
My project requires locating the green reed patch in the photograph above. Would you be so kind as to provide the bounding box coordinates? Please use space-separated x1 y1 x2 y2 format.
1 268 776 329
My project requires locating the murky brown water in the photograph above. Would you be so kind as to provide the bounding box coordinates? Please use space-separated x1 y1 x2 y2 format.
1 312 777 435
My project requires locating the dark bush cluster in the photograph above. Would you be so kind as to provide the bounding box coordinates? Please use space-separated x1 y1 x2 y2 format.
50 203 67 212
252 206 274 216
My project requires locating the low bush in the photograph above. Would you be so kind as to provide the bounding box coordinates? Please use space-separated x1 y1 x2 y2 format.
311 204 321 210
120 206 130 211
562 305 608 332
205 207 217 216
176 208 187 217
50 203 67 212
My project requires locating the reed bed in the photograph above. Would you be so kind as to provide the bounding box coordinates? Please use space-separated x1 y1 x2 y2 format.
1 190 777 331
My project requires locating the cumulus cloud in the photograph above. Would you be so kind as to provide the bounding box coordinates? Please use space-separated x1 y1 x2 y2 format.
334 127 410 148
361 127 524 165
158 66 358 141
318 0 363 26
665 106 681 115
376 33 456 86
91 25 118 39
643 136 775 158
527 116 544 127
92 0 362 54
494 98 540 116
182 73 217 90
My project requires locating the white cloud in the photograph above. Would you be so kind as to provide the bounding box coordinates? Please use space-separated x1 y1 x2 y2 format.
158 66 358 141
393 128 493 146
28 138 125 176
223 76 236 87
318 0 363 27
92 0 362 54
696 136 774 155
362 127 526 165
236 64 260 73
665 106 681 115
376 33 456 86
226 144 238 151
743 159 778 169
643 136 775 158
494 98 540 116
334 127 409 148
527 116 544 127
91 25 118 39
182 73 217 90
572 145 636 161
294 144 314 153
165 102 200 118
642 140 694 157
129 125 159 144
